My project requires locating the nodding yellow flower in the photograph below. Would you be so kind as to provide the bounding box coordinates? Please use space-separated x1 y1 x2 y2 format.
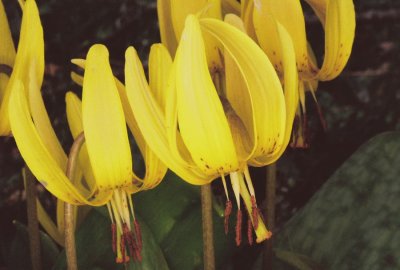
243 0 356 147
9 43 167 263
125 15 298 245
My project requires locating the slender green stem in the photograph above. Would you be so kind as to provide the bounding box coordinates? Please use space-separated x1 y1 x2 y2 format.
263 163 277 269
201 184 215 270
24 167 42 270
65 132 85 270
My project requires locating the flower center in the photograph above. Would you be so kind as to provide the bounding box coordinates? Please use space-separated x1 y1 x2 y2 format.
221 165 272 246
106 189 142 263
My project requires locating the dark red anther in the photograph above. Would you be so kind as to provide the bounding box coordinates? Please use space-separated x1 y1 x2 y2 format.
122 223 135 259
235 209 242 246
111 223 117 253
247 215 253 246
250 196 259 229
224 200 232 234
134 246 142 262
134 220 142 250
120 235 127 264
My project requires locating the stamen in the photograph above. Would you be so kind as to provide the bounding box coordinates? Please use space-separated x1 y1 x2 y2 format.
310 86 328 131
243 167 255 197
111 223 117 253
247 214 253 246
134 220 142 251
122 223 135 259
229 172 241 209
224 200 232 234
250 196 259 229
120 235 128 264
235 209 242 246
221 174 230 200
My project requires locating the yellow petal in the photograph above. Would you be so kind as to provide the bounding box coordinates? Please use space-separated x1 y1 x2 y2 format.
0 0 46 136
157 0 178 55
170 0 223 69
248 21 298 165
240 0 257 40
0 1 16 134
164 63 207 177
0 1 15 68
200 17 286 161
124 46 209 185
304 0 327 24
38 199 64 246
223 14 256 161
65 92 97 197
82 44 133 191
170 0 221 42
316 0 355 80
71 59 167 191
257 0 313 77
9 80 112 205
176 15 238 176
149 43 173 113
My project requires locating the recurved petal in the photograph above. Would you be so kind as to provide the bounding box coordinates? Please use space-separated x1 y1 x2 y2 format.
70 58 168 191
170 0 221 42
200 17 286 161
157 0 178 55
254 0 316 79
176 15 238 176
66 92 96 197
241 0 257 40
82 45 132 191
124 46 209 185
316 0 355 80
149 43 173 113
0 1 15 68
250 22 298 166
0 1 16 128
9 80 112 206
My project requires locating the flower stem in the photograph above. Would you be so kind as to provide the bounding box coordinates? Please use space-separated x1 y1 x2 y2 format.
65 132 85 270
201 184 215 270
263 163 277 269
24 167 42 270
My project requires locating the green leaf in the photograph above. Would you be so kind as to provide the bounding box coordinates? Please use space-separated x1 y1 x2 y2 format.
271 132 400 269
7 221 60 270
134 172 235 269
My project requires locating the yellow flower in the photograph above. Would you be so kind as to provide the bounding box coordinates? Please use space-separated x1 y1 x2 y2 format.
125 15 298 245
246 0 355 147
9 43 167 263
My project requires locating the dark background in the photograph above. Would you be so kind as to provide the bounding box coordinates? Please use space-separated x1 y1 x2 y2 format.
0 0 399 268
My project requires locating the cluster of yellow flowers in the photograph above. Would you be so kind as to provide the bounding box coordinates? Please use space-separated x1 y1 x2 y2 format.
0 0 354 263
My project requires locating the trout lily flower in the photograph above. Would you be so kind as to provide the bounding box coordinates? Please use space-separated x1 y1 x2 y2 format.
240 0 355 147
9 43 167 263
125 15 298 245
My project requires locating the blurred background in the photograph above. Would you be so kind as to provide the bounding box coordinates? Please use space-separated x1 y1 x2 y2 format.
0 0 399 269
